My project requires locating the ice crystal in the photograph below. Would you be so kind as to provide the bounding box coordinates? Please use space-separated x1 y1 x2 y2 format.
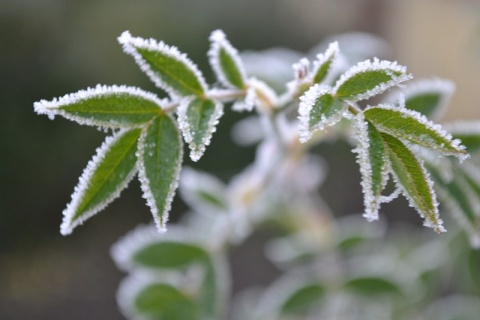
60 129 138 235
208 29 247 89
333 58 412 102
118 31 208 98
33 84 166 128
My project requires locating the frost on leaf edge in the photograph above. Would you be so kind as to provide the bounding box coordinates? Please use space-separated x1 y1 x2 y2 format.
333 58 413 101
60 129 140 235
118 31 208 98
33 84 167 128
136 115 183 233
208 29 247 89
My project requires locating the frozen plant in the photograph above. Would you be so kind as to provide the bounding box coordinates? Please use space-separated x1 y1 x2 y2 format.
34 30 480 319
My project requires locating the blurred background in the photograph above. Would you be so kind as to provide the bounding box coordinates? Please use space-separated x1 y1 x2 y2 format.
1 0 480 319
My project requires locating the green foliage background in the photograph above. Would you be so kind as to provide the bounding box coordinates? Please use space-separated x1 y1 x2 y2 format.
1 1 479 319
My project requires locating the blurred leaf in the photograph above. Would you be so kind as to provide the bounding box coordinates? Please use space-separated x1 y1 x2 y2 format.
344 276 402 296
134 283 198 320
469 249 480 292
280 284 325 316
133 241 207 269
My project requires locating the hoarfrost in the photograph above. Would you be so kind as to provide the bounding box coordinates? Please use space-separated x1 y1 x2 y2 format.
33 84 167 129
118 31 208 98
333 57 413 102
310 41 339 82
136 118 183 233
208 29 247 89
60 129 139 235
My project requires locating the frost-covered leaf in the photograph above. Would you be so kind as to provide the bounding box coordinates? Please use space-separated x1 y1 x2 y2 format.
60 128 141 235
280 284 325 316
381 132 445 233
137 114 183 232
208 29 247 90
177 97 223 161
365 106 468 160
118 31 208 98
311 41 339 84
34 85 165 128
298 84 346 142
334 58 412 101
353 116 389 221
388 78 455 120
445 122 480 154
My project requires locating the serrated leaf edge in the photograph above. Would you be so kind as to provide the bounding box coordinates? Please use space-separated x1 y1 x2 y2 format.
177 97 224 161
60 129 140 235
298 84 346 143
208 29 247 89
33 84 167 128
118 31 208 98
333 58 412 101
366 105 469 161
352 115 389 221
137 116 183 232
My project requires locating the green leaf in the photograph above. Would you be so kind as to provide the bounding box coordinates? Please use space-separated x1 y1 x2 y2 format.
134 283 198 320
446 122 480 154
133 241 208 269
344 276 402 296
353 117 389 221
468 249 480 292
399 78 454 120
311 41 339 84
33 85 164 128
138 114 183 232
334 58 412 101
178 97 223 161
381 132 445 233
118 31 207 98
280 284 325 316
298 84 346 142
60 128 142 235
208 30 246 89
365 106 468 160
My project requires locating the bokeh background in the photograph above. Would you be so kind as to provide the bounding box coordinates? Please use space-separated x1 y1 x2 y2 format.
1 0 480 319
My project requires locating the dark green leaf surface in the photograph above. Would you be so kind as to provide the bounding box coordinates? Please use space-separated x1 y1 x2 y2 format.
139 114 183 231
62 128 141 234
345 276 402 296
59 93 162 127
366 121 388 210
134 283 197 320
133 241 207 269
308 92 345 129
138 48 206 97
218 47 245 89
405 93 441 119
381 132 443 232
365 107 467 157
281 284 325 315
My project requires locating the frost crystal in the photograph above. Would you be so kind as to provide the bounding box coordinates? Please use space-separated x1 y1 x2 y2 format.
333 57 413 101
60 130 138 235
118 31 208 98
386 78 455 120
136 120 183 233
310 41 339 82
298 84 345 143
177 98 224 161
33 84 166 128
208 29 247 89
244 78 279 113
